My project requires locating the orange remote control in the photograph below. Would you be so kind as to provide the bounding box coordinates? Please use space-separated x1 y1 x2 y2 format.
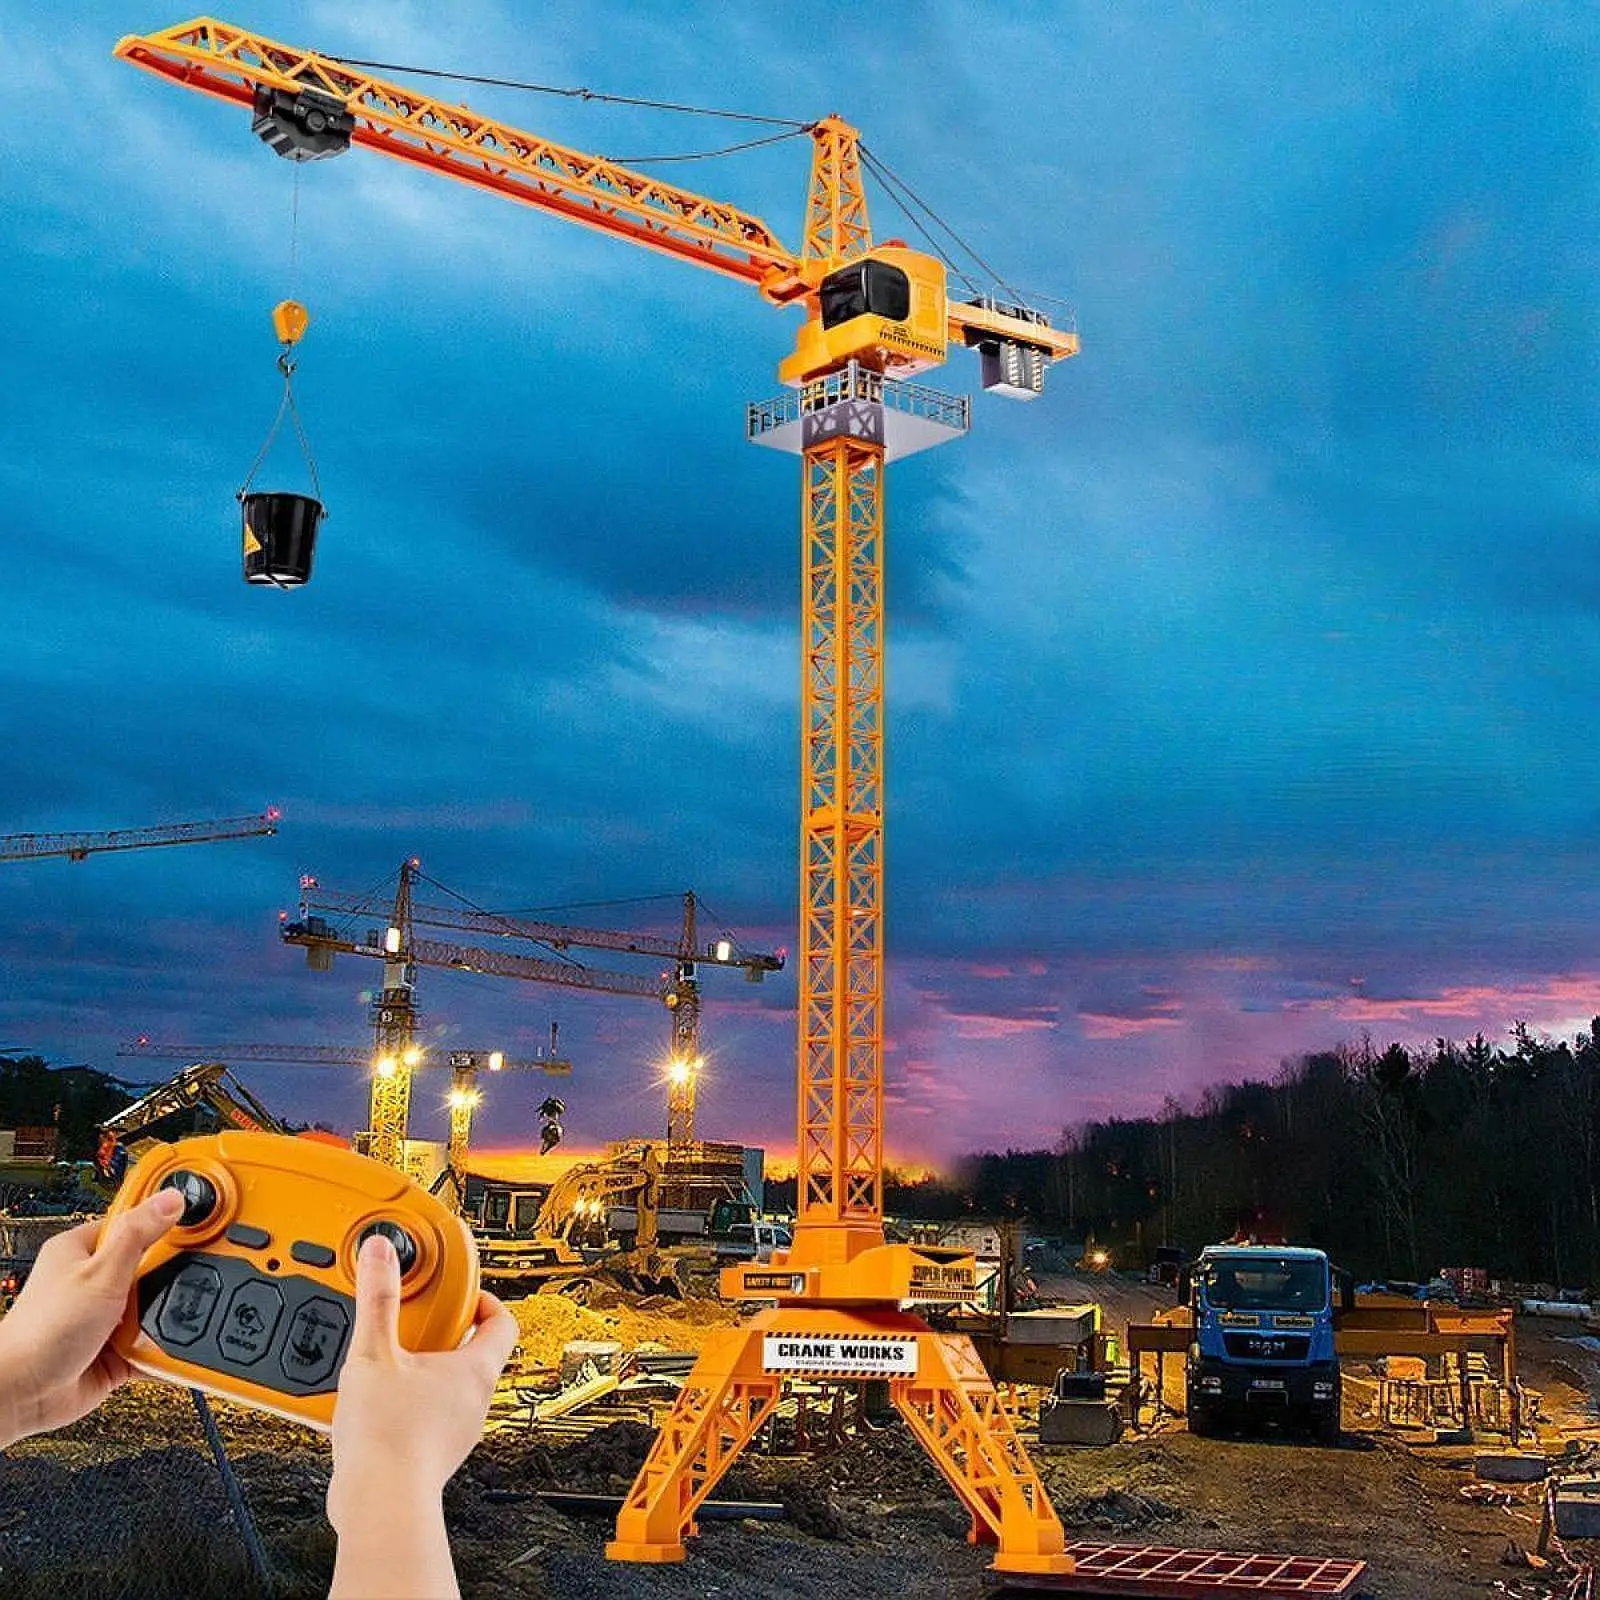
100 1131 480 1430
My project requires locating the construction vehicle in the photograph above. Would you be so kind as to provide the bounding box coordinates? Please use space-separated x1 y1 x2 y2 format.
93 1061 293 1182
116 21 1079 1572
474 1141 679 1298
0 810 278 864
287 866 781 1165
1183 1242 1351 1442
714 1218 793 1267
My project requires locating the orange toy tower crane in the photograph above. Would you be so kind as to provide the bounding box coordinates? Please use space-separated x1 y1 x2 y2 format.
295 869 782 1151
115 20 1079 1575
0 809 279 863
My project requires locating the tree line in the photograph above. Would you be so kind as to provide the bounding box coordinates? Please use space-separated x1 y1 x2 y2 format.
930 1021 1600 1289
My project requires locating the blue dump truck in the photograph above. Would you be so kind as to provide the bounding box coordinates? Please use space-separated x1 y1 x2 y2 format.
1184 1242 1350 1441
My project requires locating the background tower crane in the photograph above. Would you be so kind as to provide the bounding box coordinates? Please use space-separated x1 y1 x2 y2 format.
0 809 279 864
116 20 1078 1574
293 866 781 1151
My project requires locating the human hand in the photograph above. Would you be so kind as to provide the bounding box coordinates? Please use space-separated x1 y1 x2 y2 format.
0 1186 184 1446
327 1234 516 1533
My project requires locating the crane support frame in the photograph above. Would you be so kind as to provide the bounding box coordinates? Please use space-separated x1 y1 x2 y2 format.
607 1307 1069 1573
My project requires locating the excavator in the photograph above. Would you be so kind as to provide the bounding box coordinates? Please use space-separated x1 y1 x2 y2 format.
474 1141 681 1300
93 1061 298 1183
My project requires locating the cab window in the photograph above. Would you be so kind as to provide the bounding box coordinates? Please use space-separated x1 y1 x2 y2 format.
820 260 912 329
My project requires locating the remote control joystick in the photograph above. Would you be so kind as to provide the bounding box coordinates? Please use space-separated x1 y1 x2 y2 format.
358 1220 419 1276
160 1170 219 1228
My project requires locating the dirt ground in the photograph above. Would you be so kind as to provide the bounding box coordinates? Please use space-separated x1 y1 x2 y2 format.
3 1279 1599 1598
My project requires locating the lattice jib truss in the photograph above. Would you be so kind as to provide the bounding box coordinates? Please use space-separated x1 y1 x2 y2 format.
114 18 806 296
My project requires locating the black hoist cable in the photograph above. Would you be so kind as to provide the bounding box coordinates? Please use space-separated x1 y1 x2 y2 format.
238 349 324 508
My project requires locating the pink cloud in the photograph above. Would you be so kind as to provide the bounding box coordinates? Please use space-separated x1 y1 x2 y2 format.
1314 974 1600 1036
947 1010 1058 1041
1077 1010 1185 1040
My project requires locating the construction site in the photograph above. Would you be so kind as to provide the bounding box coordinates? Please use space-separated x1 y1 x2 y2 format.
1 7 1593 1599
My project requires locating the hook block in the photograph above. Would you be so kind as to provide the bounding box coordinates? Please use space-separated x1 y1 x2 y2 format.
272 300 311 347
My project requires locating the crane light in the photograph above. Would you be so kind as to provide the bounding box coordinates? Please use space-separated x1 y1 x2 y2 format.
667 1059 691 1088
384 927 402 955
402 1046 422 1068
488 1051 504 1072
375 1055 396 1079
713 939 733 963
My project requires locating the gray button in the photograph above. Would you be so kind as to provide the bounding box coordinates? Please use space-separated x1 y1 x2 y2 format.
156 1261 223 1347
218 1280 284 1366
289 1240 336 1269
279 1296 350 1387
225 1224 271 1250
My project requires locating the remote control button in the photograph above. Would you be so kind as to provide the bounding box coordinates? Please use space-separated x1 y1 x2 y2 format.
218 1280 284 1367
279 1296 350 1388
156 1261 223 1347
358 1221 419 1276
290 1241 336 1269
225 1224 271 1250
161 1170 220 1228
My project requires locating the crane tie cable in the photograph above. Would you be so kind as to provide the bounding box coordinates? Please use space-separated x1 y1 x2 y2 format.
603 127 810 166
860 143 1024 303
329 57 807 128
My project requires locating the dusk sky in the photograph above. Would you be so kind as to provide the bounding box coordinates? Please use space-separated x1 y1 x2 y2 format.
1 2 1596 1166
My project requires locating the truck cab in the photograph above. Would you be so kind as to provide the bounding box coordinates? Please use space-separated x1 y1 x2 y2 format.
1185 1243 1344 1441
715 1219 793 1266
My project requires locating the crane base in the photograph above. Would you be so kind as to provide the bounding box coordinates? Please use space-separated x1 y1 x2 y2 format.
607 1302 1072 1575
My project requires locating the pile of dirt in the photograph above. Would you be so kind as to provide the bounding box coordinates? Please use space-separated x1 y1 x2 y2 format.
473 1419 661 1494
507 1294 621 1368
1056 1487 1182 1533
506 1290 736 1370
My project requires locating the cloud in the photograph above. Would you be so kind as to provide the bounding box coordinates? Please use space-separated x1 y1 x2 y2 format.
3 1 1596 1172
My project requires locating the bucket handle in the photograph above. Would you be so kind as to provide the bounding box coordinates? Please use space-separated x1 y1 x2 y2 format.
238 350 325 511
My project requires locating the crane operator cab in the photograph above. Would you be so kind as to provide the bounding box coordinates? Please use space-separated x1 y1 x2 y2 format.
780 245 948 386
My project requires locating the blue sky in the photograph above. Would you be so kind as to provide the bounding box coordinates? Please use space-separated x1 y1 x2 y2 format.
1 2 1596 1163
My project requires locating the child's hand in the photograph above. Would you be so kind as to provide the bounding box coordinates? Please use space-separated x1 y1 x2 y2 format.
0 1187 185 1446
327 1234 517 1533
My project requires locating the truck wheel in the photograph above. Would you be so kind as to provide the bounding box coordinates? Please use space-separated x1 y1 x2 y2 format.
1187 1399 1217 1437
1313 1407 1340 1445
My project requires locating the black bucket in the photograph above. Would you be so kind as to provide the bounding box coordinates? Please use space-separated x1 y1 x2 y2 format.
241 491 322 587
